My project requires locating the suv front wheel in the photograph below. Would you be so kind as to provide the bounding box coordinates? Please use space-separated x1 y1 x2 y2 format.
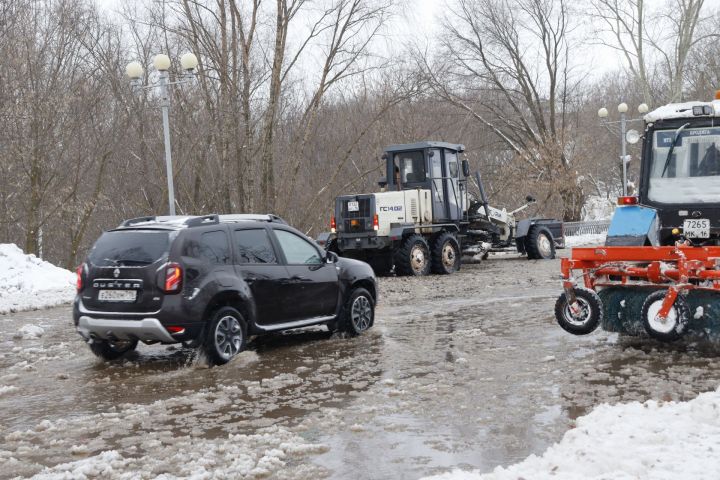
203 306 247 365
340 287 375 336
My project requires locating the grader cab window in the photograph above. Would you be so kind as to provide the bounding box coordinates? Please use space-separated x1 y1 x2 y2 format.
393 151 426 186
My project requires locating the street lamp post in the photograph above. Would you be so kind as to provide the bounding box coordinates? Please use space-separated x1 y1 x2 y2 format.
598 102 649 196
125 53 199 216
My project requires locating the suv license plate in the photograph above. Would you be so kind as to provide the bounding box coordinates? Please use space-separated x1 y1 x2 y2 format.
98 290 137 302
683 219 710 238
347 201 359 212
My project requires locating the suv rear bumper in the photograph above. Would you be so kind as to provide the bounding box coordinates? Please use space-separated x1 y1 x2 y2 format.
77 316 176 343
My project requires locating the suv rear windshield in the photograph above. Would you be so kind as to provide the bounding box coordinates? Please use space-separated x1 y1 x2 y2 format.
88 230 170 267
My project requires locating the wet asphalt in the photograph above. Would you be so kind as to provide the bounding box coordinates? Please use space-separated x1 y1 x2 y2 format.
2 252 720 479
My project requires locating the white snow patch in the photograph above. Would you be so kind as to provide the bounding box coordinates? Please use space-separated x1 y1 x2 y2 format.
13 324 45 340
0 385 19 396
565 233 606 247
0 244 75 315
421 386 720 480
695 306 705 320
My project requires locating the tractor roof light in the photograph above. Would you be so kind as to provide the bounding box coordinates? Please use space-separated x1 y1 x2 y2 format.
715 90 720 100
617 196 638 206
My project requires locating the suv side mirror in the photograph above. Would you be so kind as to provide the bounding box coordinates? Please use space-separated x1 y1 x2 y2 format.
326 251 339 263
461 159 470 177
378 177 387 188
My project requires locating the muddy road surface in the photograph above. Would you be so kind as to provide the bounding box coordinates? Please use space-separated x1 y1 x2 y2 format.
2 253 720 479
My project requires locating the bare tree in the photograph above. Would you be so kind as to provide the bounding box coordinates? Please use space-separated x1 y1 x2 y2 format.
421 0 585 220
593 0 714 103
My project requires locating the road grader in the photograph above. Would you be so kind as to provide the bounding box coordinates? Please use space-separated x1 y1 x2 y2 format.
317 141 563 276
555 96 720 342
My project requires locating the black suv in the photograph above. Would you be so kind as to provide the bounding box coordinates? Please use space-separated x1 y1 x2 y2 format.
74 214 377 365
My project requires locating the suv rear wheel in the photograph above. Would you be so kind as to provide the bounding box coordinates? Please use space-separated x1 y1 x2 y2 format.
202 306 247 365
340 287 375 336
89 339 138 361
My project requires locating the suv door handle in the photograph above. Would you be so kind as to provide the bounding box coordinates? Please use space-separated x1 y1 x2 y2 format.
280 276 309 285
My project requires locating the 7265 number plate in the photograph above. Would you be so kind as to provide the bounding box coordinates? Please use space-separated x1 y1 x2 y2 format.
683 219 710 238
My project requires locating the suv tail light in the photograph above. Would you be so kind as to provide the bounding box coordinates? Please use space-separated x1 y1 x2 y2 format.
331 216 337 233
76 264 85 292
373 214 379 231
161 263 183 294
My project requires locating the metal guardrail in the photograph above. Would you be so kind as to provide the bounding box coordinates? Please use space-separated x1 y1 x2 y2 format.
563 220 611 236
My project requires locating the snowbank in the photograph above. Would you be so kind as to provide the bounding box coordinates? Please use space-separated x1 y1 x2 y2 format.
565 233 606 247
422 387 720 480
0 244 75 315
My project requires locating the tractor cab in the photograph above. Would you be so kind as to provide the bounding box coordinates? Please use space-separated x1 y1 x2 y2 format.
608 99 720 246
380 142 469 223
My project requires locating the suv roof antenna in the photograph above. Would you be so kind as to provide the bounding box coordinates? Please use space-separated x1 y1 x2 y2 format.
184 214 220 227
120 216 156 227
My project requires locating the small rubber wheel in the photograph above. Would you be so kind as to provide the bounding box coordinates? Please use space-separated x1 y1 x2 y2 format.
641 290 689 342
431 232 461 274
89 339 138 361
202 307 247 365
394 234 431 276
340 287 375 336
526 226 555 260
554 287 603 335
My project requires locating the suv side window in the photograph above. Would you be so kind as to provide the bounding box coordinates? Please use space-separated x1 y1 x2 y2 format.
183 230 230 264
233 229 277 264
274 230 323 265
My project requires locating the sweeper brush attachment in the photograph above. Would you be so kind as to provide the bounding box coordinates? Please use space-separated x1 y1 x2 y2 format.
555 245 720 342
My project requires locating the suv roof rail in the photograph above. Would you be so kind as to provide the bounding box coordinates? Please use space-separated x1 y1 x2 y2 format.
120 216 156 227
184 214 220 227
218 214 287 224
117 213 285 230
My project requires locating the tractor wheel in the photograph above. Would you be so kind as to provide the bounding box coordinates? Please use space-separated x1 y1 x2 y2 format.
526 226 555 260
641 290 690 342
394 234 431 276
431 232 461 275
554 287 603 335
368 255 393 276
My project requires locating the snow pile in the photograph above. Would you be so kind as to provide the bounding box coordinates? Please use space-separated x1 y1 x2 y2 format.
0 244 75 315
31 425 329 479
565 233 606 247
422 387 720 480
13 324 45 339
